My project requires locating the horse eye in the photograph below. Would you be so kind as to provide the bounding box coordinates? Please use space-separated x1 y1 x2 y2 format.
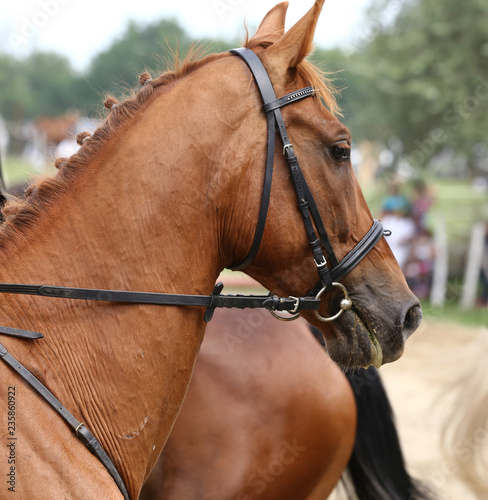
330 145 351 162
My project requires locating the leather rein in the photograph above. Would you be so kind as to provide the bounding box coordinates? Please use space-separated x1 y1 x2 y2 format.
0 48 384 499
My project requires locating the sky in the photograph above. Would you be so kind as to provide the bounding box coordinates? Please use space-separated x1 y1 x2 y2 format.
0 0 372 71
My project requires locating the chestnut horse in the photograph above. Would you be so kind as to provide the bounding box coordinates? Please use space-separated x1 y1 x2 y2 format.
0 1 421 498
140 308 431 500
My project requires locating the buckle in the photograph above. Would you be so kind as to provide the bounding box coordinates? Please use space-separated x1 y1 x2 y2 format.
288 296 300 314
283 143 294 156
314 256 327 269
268 296 301 322
75 422 85 437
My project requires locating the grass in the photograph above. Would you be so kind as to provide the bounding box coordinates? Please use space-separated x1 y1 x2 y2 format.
420 278 488 328
365 178 488 243
421 300 488 328
2 156 56 189
3 156 38 187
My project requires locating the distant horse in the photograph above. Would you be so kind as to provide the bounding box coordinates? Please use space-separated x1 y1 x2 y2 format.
0 1 421 498
140 309 431 500
34 110 79 146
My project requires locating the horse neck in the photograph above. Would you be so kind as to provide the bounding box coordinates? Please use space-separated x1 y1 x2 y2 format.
0 78 243 495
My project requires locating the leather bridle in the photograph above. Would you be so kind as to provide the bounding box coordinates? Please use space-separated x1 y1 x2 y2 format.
0 48 385 499
228 48 384 321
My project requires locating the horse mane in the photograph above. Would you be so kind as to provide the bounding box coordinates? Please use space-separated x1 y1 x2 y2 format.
0 47 227 249
0 42 339 250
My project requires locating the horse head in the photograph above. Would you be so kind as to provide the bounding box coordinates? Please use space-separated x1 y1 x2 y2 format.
219 1 422 367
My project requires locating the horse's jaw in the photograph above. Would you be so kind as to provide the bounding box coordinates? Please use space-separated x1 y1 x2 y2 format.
321 294 422 369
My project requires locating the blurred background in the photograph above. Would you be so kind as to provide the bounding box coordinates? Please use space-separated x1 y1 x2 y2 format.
1 1 488 497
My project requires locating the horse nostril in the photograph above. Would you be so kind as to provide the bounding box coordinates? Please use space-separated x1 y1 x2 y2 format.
403 303 423 341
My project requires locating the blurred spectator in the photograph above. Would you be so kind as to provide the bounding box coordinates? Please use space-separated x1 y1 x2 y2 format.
382 181 411 215
381 183 416 270
404 227 435 299
410 179 434 230
382 211 416 270
381 180 436 299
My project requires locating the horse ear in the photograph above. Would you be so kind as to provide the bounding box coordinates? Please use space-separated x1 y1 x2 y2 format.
251 1 289 45
262 0 324 77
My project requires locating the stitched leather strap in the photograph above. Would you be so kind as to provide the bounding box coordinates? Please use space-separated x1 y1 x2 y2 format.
329 219 384 283
263 86 316 113
231 103 275 271
0 282 321 320
229 48 276 271
0 326 43 339
0 342 130 500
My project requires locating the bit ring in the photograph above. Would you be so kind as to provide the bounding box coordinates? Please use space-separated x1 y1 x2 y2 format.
314 282 352 322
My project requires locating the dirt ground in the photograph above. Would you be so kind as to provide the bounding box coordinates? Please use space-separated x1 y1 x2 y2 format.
360 318 485 500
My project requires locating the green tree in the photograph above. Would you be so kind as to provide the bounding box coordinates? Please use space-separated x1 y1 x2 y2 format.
0 53 31 120
83 18 234 112
345 0 488 175
0 52 85 120
86 18 187 97
0 18 234 120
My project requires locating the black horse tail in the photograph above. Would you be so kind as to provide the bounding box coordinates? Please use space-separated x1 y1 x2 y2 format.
341 367 435 500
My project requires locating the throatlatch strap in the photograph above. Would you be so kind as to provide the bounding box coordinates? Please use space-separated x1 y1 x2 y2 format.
0 342 130 500
229 48 277 270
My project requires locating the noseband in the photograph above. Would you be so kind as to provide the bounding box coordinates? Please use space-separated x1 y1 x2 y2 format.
229 48 384 321
0 48 385 499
